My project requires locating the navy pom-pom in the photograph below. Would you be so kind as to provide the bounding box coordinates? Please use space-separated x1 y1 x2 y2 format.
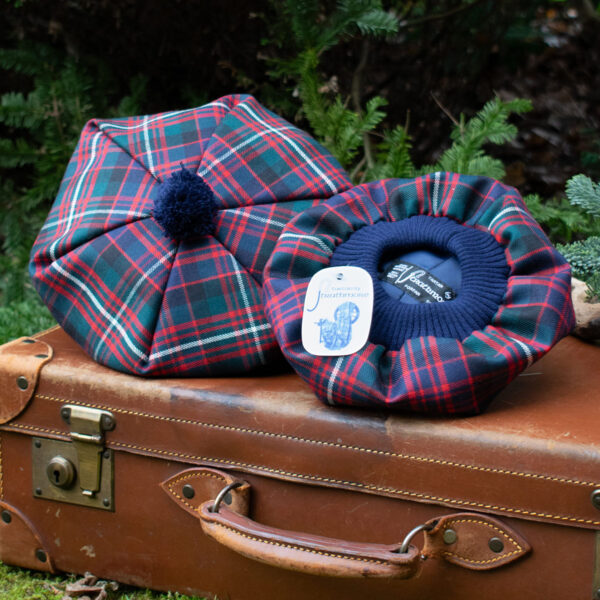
153 167 217 241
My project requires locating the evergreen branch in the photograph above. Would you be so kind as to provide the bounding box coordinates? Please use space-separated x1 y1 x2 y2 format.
351 40 375 169
566 174 600 218
557 236 600 280
430 96 532 178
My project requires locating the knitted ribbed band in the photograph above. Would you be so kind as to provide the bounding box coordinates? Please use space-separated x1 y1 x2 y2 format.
330 215 509 348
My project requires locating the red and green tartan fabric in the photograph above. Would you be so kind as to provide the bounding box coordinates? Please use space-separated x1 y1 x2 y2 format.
262 173 576 415
30 94 352 376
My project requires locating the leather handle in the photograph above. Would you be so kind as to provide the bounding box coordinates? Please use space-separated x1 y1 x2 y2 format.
198 500 422 578
162 468 531 578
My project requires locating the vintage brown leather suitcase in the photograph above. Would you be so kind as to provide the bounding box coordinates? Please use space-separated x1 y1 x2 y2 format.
1 325 599 599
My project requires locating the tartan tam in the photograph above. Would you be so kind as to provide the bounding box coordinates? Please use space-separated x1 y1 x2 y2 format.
262 173 576 416
29 94 352 376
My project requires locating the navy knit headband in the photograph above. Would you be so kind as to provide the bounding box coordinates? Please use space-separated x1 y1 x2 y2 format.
330 215 509 348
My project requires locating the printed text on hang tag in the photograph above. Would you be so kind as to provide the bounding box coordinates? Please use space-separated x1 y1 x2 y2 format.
302 266 373 356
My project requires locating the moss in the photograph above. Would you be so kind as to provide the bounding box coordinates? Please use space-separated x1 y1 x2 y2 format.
0 562 207 600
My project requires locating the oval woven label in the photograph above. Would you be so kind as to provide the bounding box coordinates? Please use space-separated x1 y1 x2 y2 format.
302 267 373 356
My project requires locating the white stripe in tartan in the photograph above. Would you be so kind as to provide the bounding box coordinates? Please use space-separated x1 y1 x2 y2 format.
50 131 103 262
143 116 156 177
197 127 295 178
509 337 534 367
49 259 148 361
222 209 286 229
229 254 266 365
432 171 441 214
93 249 175 361
327 356 344 404
280 232 332 254
42 209 150 230
98 109 192 132
148 322 272 361
488 206 529 229
240 103 338 195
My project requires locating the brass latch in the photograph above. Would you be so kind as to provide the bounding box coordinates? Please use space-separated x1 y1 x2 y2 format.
32 405 115 511
60 405 115 497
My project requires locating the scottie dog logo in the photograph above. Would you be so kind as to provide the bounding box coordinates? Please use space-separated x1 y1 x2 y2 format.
317 301 360 351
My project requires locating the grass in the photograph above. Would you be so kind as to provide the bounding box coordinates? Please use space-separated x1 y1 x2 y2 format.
0 297 56 345
0 562 207 599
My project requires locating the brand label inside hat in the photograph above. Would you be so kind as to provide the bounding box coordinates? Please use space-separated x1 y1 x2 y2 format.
379 261 456 303
302 266 373 356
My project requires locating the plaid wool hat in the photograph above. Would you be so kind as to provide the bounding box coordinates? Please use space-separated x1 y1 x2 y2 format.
262 173 576 415
30 94 351 376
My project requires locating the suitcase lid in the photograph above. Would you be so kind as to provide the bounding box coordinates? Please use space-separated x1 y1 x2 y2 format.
2 326 600 530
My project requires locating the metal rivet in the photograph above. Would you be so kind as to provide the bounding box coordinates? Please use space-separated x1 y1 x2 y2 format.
34 354 48 359
103 450 111 460
591 490 600 510
34 439 42 448
60 406 71 423
22 339 35 344
182 484 195 499
16 376 28 390
1 510 12 524
101 414 115 431
35 487 43 496
595 588 600 600
224 491 233 505
103 498 110 507
443 528 457 544
35 549 47 563
488 537 504 553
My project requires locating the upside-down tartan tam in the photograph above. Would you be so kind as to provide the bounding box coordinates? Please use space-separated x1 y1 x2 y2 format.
30 94 351 376
262 173 575 416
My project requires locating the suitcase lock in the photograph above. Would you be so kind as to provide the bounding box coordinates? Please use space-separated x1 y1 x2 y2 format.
31 405 115 511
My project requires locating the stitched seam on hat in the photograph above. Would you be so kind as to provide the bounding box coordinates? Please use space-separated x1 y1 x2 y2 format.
167 471 227 513
2 423 598 527
31 394 600 489
228 253 266 365
238 102 338 194
209 521 387 565
440 518 522 565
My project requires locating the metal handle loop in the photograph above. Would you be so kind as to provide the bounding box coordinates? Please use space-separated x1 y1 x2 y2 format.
398 522 434 554
210 481 243 513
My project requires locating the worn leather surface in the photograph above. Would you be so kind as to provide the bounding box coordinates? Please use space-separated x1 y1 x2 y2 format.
0 430 596 599
423 512 531 570
0 335 53 423
2 327 600 530
198 501 422 579
161 467 250 517
0 328 599 598
0 500 55 573
168 468 530 576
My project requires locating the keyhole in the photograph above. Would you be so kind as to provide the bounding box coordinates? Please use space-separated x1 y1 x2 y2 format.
45 456 75 489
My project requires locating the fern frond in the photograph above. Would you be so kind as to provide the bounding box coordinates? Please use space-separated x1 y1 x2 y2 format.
354 9 398 36
566 174 600 218
368 124 414 180
433 96 532 179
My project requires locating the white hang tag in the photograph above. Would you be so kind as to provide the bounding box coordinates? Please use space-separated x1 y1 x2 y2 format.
302 266 373 356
